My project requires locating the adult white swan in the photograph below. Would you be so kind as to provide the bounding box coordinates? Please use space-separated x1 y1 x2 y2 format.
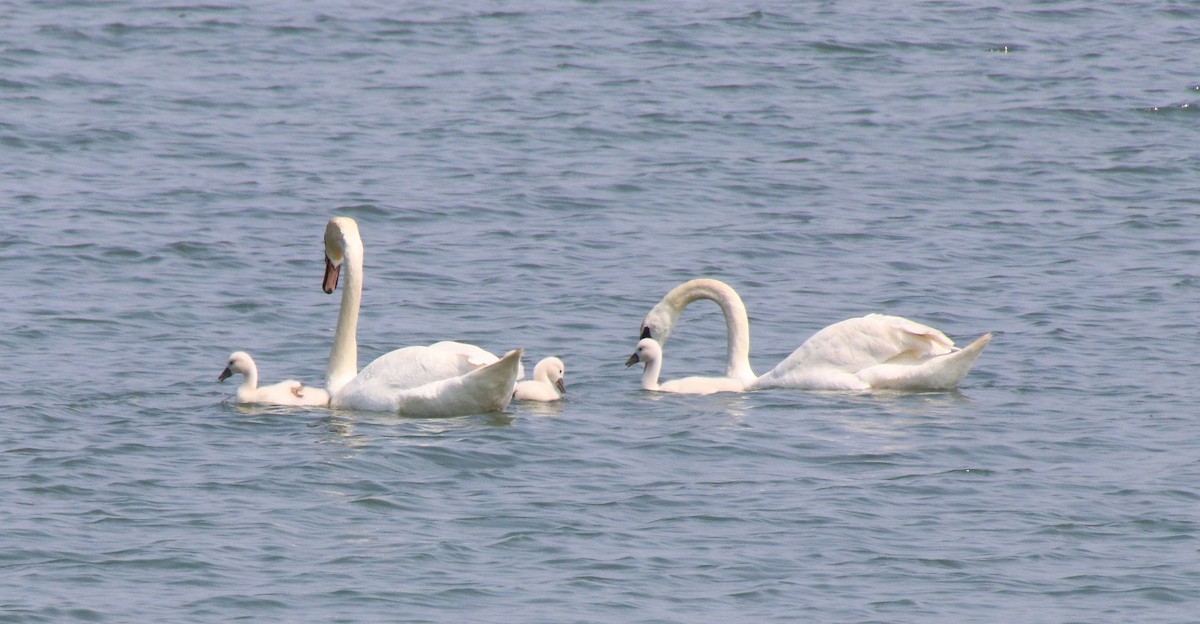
322 217 522 417
218 351 330 407
638 278 991 392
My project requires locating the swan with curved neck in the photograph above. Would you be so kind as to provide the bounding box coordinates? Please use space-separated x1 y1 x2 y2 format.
322 217 521 416
218 351 330 407
639 278 757 388
638 278 991 392
626 338 745 395
513 357 566 402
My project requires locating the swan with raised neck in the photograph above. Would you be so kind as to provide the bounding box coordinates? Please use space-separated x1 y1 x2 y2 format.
323 216 364 395
639 278 757 387
321 217 521 415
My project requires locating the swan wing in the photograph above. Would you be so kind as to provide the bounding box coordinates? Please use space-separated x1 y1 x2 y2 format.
857 333 993 391
429 340 525 379
753 314 968 390
335 345 475 405
333 347 522 415
391 349 522 417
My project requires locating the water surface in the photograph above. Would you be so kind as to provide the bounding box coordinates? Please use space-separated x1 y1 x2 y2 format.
2 2 1199 622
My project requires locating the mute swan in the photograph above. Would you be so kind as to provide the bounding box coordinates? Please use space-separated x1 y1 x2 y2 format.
513 357 566 401
639 278 991 392
625 338 745 395
218 351 330 407
322 217 522 416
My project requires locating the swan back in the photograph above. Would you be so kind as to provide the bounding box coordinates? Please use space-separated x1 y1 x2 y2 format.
335 348 523 416
429 340 525 379
752 315 990 391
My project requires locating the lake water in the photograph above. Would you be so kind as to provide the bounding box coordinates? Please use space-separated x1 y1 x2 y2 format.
2 1 1199 622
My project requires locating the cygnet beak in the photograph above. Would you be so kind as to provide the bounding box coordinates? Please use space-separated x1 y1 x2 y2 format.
625 353 640 367
555 377 566 394
218 367 233 382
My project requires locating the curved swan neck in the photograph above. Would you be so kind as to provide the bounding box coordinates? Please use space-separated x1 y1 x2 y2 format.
240 362 258 391
660 279 755 383
326 232 363 395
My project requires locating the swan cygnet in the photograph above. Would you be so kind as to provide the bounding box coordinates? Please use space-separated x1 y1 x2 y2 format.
625 338 745 395
513 357 566 402
219 351 330 407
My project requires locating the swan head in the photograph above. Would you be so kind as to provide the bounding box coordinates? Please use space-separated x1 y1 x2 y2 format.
625 338 662 368
535 357 566 394
219 351 254 382
639 300 680 346
323 217 361 294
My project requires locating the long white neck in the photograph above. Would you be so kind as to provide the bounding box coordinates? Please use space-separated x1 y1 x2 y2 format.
640 355 662 391
240 363 259 392
662 279 755 383
326 246 363 395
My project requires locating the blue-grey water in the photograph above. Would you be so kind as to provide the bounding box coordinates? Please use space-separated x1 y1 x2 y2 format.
3 1 1199 622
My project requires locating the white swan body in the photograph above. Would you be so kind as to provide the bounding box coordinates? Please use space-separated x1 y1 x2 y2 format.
752 315 992 391
513 357 565 402
218 351 330 407
322 217 521 416
640 278 991 392
626 338 744 395
334 348 523 416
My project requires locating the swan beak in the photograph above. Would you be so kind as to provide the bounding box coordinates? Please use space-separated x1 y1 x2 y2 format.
640 327 652 340
218 367 233 382
625 353 640 367
323 255 340 294
556 378 566 394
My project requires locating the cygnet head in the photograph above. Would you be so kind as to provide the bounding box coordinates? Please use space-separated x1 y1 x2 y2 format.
219 351 254 382
323 216 361 294
625 338 662 368
535 357 567 394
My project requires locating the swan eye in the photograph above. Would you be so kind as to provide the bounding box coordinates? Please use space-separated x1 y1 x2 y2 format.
640 327 652 339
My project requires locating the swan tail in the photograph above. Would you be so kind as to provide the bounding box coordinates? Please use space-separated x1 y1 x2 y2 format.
860 333 993 391
393 348 523 418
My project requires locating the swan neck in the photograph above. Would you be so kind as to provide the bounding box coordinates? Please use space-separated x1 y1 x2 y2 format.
667 279 755 382
641 356 662 391
241 365 258 391
326 247 363 395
